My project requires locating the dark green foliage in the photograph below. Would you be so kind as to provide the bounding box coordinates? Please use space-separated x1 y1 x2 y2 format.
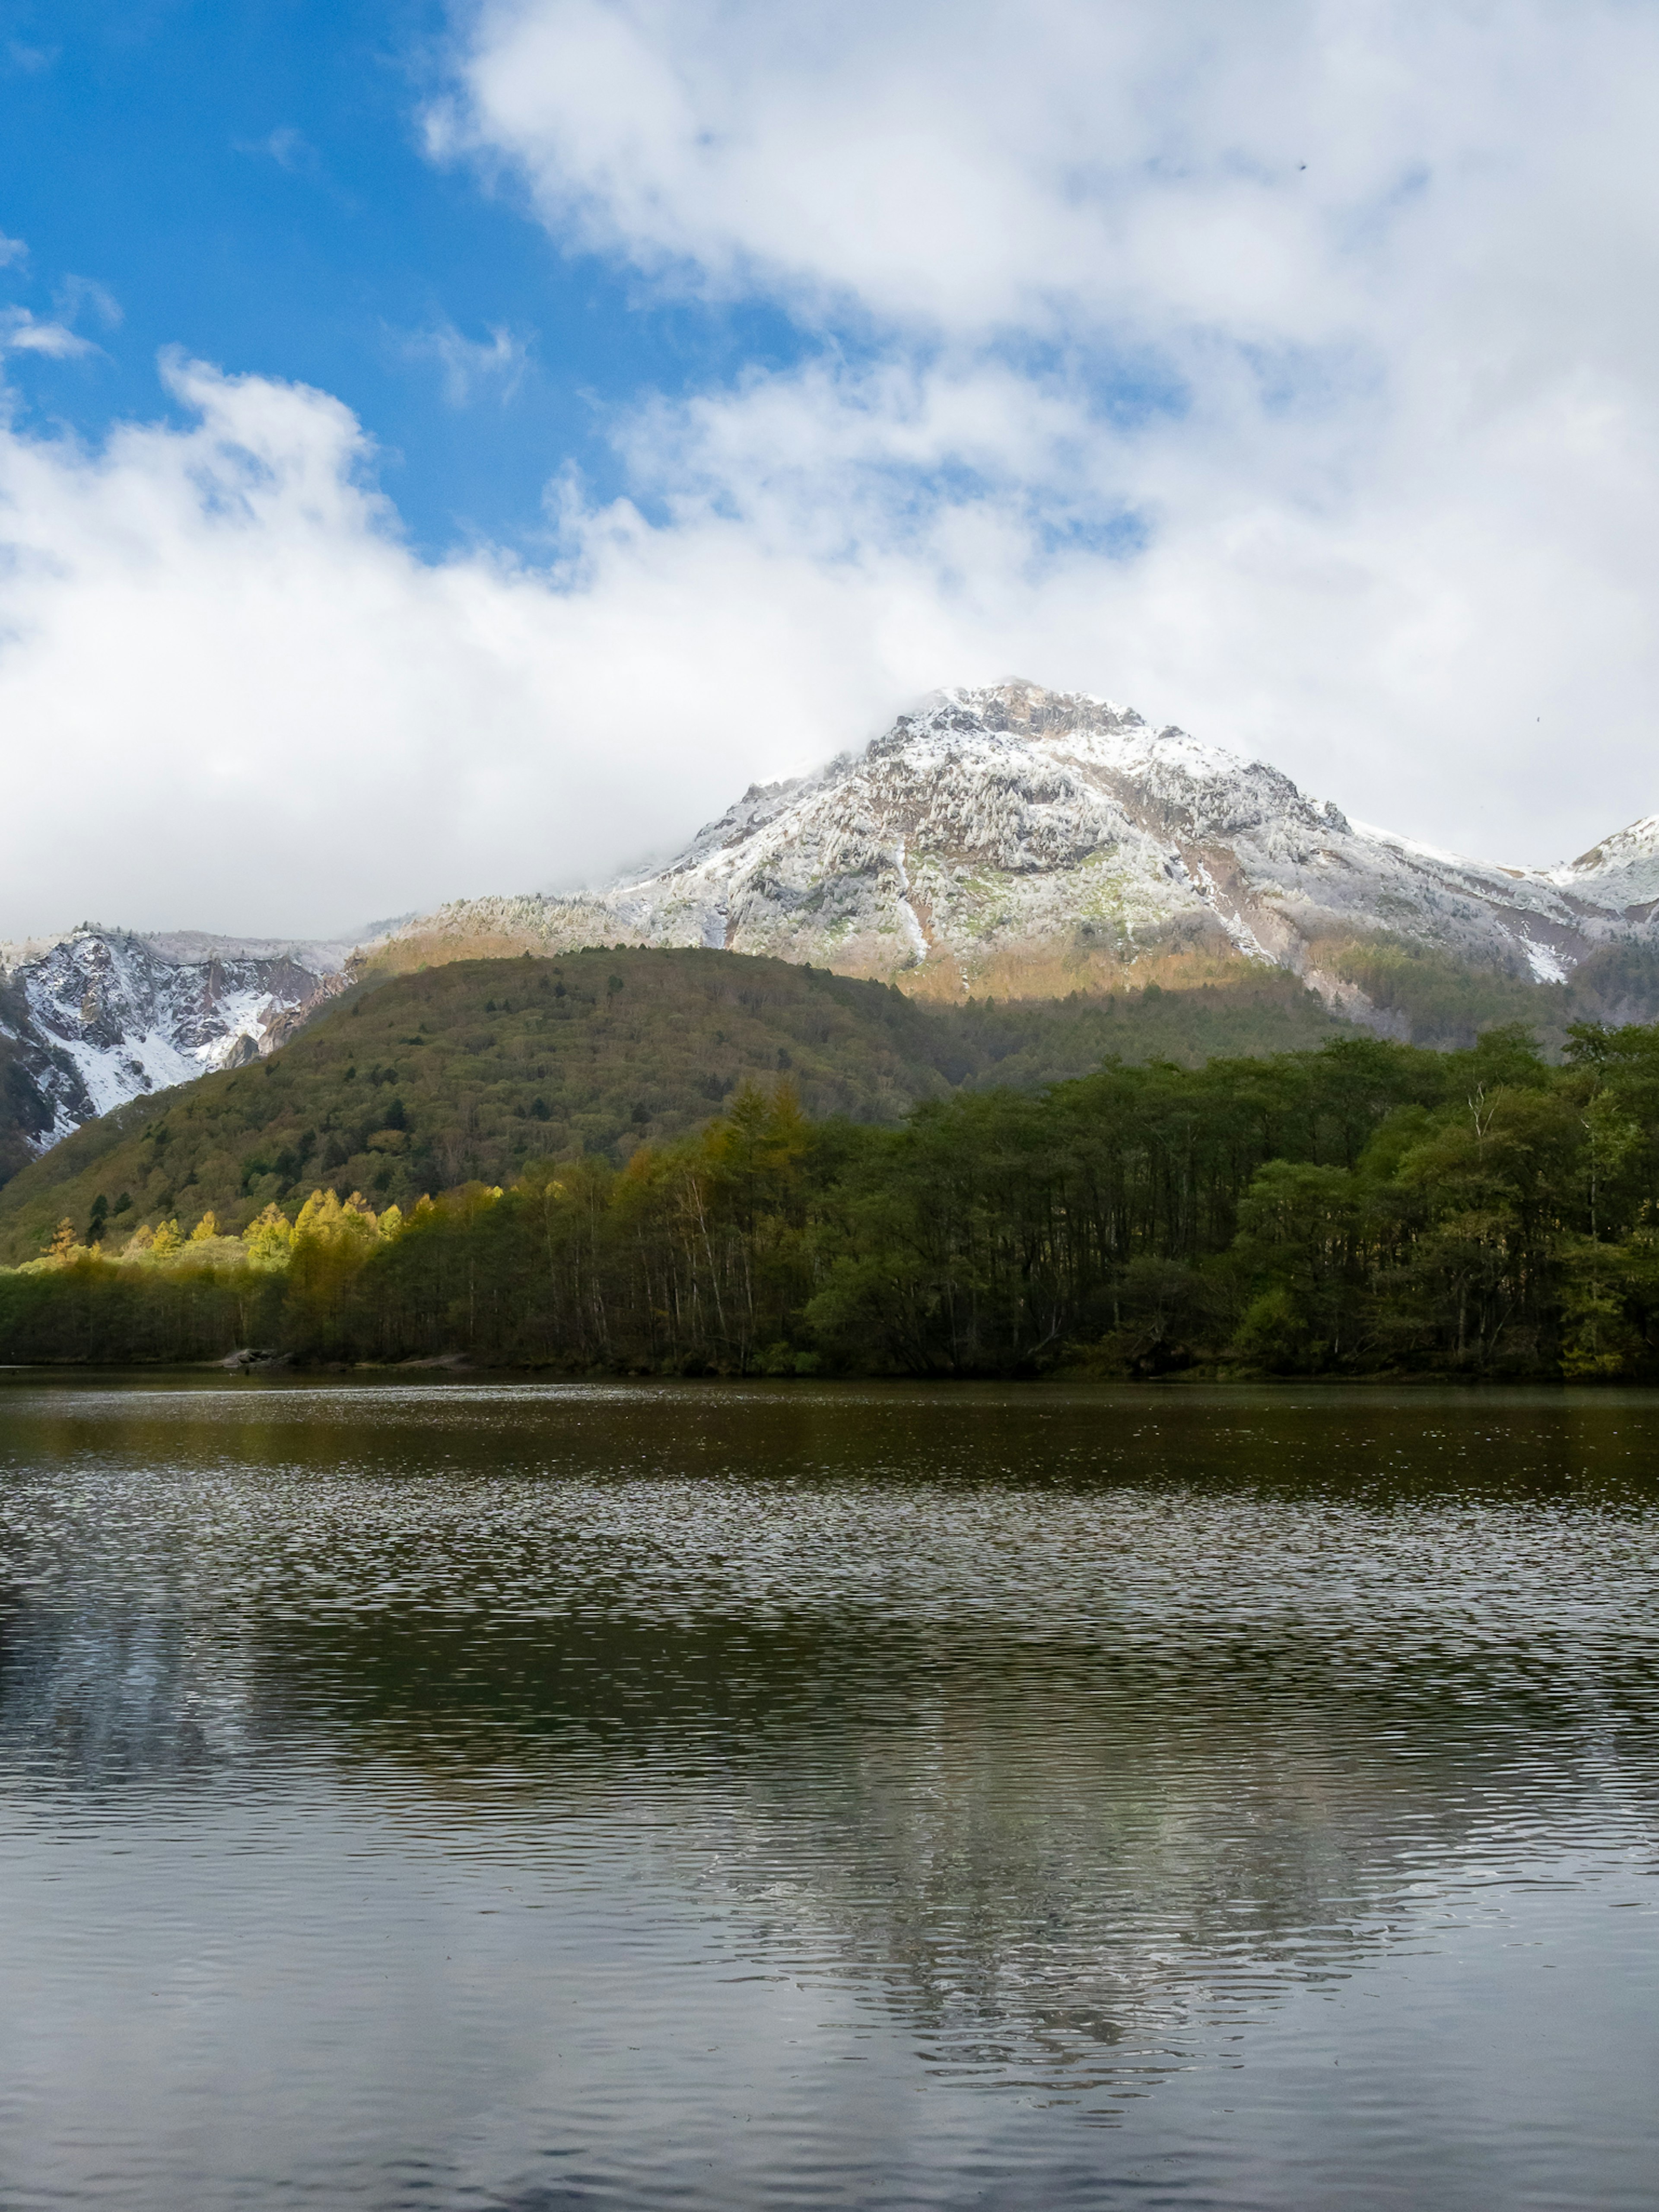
13 1014 1659 1381
16 942 1659 1381
0 1252 283 1364
0 947 1338 1264
1321 936 1659 1048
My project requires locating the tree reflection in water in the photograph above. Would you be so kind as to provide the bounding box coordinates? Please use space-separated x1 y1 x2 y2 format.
1 1378 1656 2204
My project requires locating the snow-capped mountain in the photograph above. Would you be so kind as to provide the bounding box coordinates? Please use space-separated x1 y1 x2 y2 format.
398 681 1659 1009
10 680 1657 1175
0 928 351 1165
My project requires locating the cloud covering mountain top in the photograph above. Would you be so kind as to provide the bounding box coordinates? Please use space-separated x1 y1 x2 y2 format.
3 3 1659 936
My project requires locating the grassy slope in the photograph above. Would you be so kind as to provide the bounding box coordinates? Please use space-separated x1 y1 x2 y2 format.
0 946 1339 1262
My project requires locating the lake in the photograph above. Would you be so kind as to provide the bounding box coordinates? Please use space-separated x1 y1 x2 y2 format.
0 1378 1656 2209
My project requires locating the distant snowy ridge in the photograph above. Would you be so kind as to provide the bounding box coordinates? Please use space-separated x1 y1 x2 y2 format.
394 680 1659 1012
0 928 352 1163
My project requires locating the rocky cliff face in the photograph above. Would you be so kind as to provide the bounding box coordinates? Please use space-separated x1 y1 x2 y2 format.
398 681 1659 1008
0 928 351 1171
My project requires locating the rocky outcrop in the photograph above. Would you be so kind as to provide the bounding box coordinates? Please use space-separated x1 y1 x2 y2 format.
395 681 1659 1004
0 928 352 1169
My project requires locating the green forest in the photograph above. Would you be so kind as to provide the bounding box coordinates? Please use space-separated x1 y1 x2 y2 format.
0 947 1341 1262
7 1005 1659 1380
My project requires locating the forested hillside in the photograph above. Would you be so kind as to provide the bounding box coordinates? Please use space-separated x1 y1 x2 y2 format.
0 947 1338 1266
1309 938 1659 1049
6 1016 1659 1381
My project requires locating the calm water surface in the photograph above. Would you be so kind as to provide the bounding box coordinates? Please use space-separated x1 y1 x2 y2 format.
0 1378 1656 2209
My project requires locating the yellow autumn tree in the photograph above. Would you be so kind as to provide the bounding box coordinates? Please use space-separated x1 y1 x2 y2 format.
242 1205 294 1268
293 1188 381 1249
285 1189 382 1349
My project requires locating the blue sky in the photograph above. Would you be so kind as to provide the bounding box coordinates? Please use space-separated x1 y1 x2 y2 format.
0 0 810 553
3 2 1659 937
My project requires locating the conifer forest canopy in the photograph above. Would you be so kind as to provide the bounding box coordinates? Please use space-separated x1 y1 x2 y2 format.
5 947 1659 1380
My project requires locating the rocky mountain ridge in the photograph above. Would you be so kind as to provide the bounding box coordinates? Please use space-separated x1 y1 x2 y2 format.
0 928 350 1176
395 681 1659 1015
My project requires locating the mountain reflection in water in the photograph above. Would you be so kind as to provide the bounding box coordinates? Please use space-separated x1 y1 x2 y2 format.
0 1380 1656 2211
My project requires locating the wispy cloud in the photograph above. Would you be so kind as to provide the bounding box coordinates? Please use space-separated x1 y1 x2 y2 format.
0 276 118 363
0 307 92 358
397 319 528 407
233 125 324 179
0 231 26 269
54 275 122 330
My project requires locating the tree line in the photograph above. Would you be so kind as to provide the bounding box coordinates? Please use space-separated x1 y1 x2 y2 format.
5 1021 1659 1379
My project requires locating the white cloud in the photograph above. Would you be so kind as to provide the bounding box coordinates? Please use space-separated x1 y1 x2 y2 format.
54 275 123 330
7 334 1656 947
397 318 528 407
422 0 1659 861
435 0 1567 337
585 344 1659 865
0 306 91 357
0 231 25 269
6 1 1659 944
0 357 938 937
233 126 325 178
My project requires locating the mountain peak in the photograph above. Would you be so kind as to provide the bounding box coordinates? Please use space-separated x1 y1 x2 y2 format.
388 680 1658 1019
16 682 1656 1173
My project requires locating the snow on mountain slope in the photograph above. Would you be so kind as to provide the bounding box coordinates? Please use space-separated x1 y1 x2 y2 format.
12 682 1655 1172
0 928 350 1163
398 681 1659 1007
1545 815 1659 915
